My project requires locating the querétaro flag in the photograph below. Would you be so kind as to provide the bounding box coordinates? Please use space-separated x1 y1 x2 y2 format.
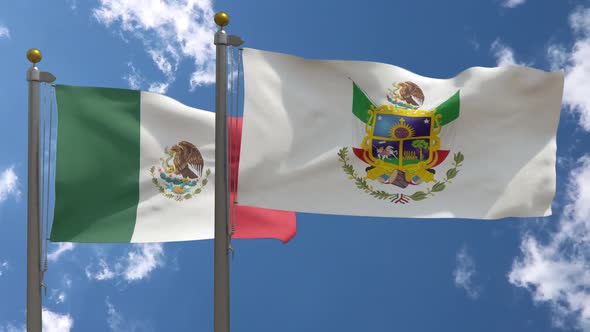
50 85 296 243
237 48 564 219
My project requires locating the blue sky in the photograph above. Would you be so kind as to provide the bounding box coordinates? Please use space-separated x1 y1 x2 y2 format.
1 0 590 331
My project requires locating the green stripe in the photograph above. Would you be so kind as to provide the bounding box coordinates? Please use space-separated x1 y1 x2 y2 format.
434 91 460 126
352 82 375 124
50 85 141 242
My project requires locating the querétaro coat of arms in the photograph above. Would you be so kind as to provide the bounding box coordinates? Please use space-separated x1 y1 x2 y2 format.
149 141 211 201
338 81 464 204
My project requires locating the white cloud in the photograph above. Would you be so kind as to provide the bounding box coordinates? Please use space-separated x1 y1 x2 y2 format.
51 290 67 304
547 44 569 71
122 243 164 281
548 7 590 131
0 25 10 39
469 37 480 51
124 61 172 94
0 261 8 277
509 156 590 330
47 243 75 262
0 323 24 332
571 7 590 35
490 39 521 66
148 48 176 78
92 0 216 90
49 274 72 304
147 81 170 94
1 309 74 332
0 166 20 203
453 246 480 299
86 244 164 282
502 0 526 8
123 62 143 90
42 308 74 332
106 298 123 331
511 9 590 323
105 297 152 332
64 274 72 288
66 0 77 11
86 258 116 281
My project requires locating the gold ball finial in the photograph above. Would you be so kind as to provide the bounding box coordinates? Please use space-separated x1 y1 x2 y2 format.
27 48 42 64
214 12 230 27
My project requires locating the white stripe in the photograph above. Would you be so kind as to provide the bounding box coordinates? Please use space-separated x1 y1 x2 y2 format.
133 91 215 242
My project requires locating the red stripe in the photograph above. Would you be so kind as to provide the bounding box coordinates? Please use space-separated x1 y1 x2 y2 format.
352 147 367 163
431 150 450 168
228 117 297 243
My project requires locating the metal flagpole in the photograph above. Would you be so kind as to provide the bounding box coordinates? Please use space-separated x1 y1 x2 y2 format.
213 12 243 332
25 48 55 332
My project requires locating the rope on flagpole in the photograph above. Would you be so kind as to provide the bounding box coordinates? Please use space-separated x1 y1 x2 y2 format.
234 48 242 211
39 82 49 296
39 82 47 282
227 46 236 258
228 47 242 253
40 84 55 296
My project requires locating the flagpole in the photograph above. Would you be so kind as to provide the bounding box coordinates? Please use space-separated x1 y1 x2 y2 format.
26 47 42 332
213 12 243 332
25 48 55 332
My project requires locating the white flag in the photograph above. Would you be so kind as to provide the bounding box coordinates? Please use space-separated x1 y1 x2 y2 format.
237 48 564 219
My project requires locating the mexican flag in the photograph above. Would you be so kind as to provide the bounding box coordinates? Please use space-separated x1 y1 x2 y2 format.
237 48 564 219
50 85 296 243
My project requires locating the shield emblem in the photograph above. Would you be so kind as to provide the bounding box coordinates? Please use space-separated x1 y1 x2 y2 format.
351 81 456 187
365 108 439 171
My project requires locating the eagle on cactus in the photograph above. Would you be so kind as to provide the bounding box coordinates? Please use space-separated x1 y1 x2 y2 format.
169 141 204 180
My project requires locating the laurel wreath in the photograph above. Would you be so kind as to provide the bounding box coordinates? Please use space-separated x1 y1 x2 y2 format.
149 166 211 201
337 147 464 203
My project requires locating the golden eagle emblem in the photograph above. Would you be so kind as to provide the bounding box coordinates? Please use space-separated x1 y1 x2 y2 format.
169 141 204 179
149 141 211 201
387 81 425 107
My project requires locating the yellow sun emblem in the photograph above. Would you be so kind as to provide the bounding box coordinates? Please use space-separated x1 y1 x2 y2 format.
389 118 415 139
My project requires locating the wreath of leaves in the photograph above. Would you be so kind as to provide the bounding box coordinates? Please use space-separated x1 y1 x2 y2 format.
149 166 211 201
337 147 464 203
